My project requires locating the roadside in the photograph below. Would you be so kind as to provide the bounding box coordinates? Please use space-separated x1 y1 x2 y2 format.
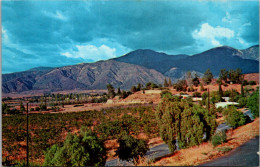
200 136 259 166
151 117 259 166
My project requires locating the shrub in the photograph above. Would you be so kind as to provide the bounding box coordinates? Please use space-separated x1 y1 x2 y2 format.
43 127 106 166
193 92 201 97
116 132 149 163
249 81 256 85
211 131 227 147
247 91 259 118
224 107 247 128
217 147 232 153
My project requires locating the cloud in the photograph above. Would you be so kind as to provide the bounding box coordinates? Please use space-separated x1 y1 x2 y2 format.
61 44 116 61
1 1 259 73
192 23 234 47
42 10 67 21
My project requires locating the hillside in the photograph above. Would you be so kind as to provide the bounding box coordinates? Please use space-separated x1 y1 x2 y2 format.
2 45 259 94
2 60 165 93
168 46 259 76
114 49 189 73
240 45 259 61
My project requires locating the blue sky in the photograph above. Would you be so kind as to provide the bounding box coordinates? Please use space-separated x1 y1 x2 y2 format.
2 0 259 74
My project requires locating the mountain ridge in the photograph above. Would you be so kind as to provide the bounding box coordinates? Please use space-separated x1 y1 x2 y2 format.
2 45 259 94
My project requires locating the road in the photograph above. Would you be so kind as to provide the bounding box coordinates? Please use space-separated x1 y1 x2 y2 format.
200 136 259 166
105 143 171 166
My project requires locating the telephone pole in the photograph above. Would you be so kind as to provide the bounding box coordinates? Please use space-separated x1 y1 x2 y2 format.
208 88 210 112
26 103 29 166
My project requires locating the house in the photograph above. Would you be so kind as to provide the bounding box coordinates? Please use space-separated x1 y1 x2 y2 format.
215 102 239 108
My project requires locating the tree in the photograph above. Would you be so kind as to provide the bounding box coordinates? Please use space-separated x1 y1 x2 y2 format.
192 74 200 87
200 83 204 92
20 102 25 112
146 82 152 89
223 107 247 128
241 84 244 97
164 78 169 87
202 69 213 85
2 103 10 114
117 88 121 96
116 132 149 163
175 80 188 92
247 90 259 118
156 95 216 152
168 78 172 87
137 83 142 91
131 86 137 93
218 83 223 97
107 84 116 99
186 71 193 87
228 68 242 84
43 127 106 166
219 69 228 83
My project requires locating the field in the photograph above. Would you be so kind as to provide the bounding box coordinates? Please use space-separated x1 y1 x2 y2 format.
2 104 159 165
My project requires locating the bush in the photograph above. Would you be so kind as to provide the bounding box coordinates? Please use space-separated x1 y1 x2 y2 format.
116 132 149 163
247 91 259 118
249 81 256 85
193 92 201 97
224 107 247 128
43 127 106 166
211 131 227 147
237 97 247 108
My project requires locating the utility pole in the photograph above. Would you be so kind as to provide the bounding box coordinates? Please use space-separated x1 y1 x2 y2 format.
208 88 210 112
26 103 29 166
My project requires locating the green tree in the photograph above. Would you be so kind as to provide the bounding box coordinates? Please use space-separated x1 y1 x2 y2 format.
116 132 149 163
219 69 228 83
219 83 223 97
202 69 213 85
107 84 116 99
228 69 242 84
20 102 25 112
192 74 200 87
200 83 205 92
168 78 172 87
2 103 10 114
117 87 121 96
131 86 137 93
223 106 247 128
241 84 244 97
247 90 259 118
164 78 169 87
43 127 106 166
156 95 216 152
137 83 142 91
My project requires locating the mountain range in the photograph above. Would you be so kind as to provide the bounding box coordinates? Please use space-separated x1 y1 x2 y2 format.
2 45 259 94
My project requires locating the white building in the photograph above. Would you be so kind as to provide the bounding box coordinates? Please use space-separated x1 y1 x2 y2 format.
215 102 239 108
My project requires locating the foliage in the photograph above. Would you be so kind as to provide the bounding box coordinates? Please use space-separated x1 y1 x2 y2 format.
200 83 205 91
116 132 149 163
107 84 116 99
131 86 137 93
247 90 259 118
43 127 106 166
192 92 201 97
219 69 228 83
217 147 232 153
228 68 242 84
223 106 246 128
2 104 158 164
192 74 200 87
156 96 216 152
20 102 25 112
175 80 188 91
249 80 256 85
164 78 169 87
211 131 227 147
237 97 247 108
202 69 213 85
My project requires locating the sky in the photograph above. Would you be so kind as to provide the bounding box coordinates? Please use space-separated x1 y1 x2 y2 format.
2 0 259 74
